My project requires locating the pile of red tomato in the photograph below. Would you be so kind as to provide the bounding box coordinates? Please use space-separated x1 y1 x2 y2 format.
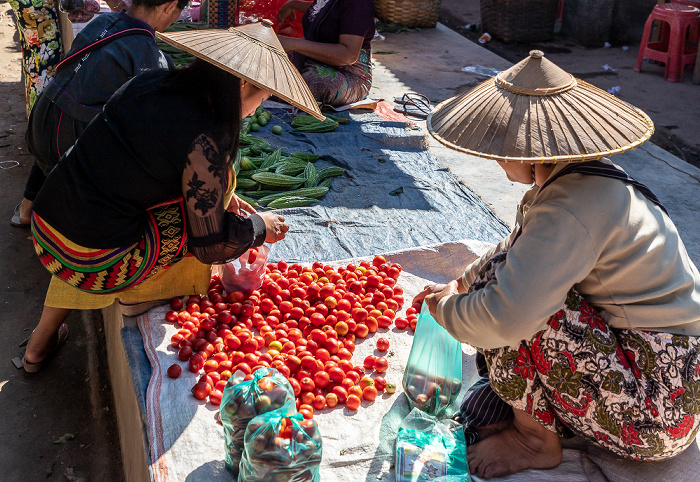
165 255 421 418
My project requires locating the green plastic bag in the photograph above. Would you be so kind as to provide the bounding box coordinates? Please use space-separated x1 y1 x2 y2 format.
220 367 296 477
402 303 463 416
396 408 470 482
239 411 323 482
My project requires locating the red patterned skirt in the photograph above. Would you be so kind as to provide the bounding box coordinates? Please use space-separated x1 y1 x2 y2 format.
31 200 189 294
474 252 700 461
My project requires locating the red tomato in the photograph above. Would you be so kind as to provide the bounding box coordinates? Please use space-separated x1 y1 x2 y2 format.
374 376 387 391
376 338 390 352
313 395 326 410
247 248 258 264
203 359 219 373
167 364 182 378
208 389 223 406
332 386 348 404
299 377 315 392
354 323 369 338
363 355 377 370
313 371 330 388
362 385 378 401
192 381 210 400
374 357 388 373
346 394 361 410
394 317 409 329
328 367 345 383
325 392 338 408
170 298 184 311
178 345 193 361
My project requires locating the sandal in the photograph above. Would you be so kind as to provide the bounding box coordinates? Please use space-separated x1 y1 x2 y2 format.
22 323 69 373
11 201 30 227
393 92 432 119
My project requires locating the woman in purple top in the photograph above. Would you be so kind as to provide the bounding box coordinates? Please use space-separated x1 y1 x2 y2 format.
277 0 374 107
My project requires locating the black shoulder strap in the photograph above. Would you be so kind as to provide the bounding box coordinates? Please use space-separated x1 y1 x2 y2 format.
56 28 154 73
510 160 668 247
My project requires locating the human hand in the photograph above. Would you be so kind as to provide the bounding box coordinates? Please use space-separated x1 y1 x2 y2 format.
258 212 289 243
277 2 296 25
423 280 460 318
227 194 257 216
412 283 447 308
277 35 296 53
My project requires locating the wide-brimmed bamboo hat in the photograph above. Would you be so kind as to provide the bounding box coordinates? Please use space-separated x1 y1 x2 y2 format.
157 20 324 120
428 50 654 163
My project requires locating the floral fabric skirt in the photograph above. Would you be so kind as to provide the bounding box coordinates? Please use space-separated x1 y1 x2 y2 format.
9 0 62 116
474 252 700 461
32 199 190 294
300 49 372 107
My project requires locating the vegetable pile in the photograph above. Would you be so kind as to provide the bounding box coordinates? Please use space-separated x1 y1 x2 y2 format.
164 255 419 416
156 22 209 68
234 107 347 209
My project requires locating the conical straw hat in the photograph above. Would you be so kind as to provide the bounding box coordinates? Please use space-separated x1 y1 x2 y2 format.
157 20 324 120
428 50 654 163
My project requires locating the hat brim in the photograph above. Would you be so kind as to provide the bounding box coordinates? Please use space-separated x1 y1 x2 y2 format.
157 27 324 120
428 77 654 163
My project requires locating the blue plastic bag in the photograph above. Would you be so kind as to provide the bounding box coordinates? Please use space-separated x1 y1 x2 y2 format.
402 303 463 416
220 367 296 477
239 411 323 481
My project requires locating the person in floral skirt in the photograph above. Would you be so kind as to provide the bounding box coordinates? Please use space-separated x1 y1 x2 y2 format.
9 0 62 117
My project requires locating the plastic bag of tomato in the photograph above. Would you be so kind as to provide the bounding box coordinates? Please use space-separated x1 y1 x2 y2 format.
239 411 322 481
219 367 296 476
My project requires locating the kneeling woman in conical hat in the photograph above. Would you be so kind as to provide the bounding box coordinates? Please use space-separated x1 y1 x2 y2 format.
414 51 700 478
23 21 323 372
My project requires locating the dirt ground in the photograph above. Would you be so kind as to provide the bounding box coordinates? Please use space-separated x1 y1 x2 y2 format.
0 2 124 480
439 0 700 168
1 0 699 479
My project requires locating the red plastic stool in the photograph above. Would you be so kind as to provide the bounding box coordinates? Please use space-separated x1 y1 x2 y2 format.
635 3 700 82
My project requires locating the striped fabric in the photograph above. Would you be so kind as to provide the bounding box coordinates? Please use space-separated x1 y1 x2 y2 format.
32 199 188 294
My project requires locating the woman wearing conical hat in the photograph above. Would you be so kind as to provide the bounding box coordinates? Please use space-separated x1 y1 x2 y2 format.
414 51 700 478
22 21 322 372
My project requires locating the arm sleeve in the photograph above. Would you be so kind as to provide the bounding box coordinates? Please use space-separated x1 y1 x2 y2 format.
437 202 599 349
461 234 513 289
182 134 266 265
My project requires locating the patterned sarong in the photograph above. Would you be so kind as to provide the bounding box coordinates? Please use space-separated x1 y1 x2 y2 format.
300 49 372 107
32 199 189 294
472 252 700 461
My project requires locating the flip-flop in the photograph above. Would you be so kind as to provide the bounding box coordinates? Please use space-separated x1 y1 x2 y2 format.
22 323 69 373
393 92 431 108
393 103 430 119
11 201 30 227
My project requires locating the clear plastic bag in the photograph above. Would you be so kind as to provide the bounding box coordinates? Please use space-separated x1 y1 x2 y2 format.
219 367 296 477
239 412 323 482
402 303 463 416
213 244 270 294
396 408 469 482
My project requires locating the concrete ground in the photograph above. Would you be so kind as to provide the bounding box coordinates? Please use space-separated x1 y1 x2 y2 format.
1 1 699 480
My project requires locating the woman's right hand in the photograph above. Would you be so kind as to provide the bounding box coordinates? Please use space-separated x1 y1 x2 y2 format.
259 212 289 243
277 1 296 25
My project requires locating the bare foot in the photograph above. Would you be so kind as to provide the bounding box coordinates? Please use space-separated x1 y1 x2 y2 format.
474 417 512 441
19 199 33 224
467 409 562 479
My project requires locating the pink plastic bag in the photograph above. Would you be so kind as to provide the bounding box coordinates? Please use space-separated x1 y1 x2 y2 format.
214 245 270 294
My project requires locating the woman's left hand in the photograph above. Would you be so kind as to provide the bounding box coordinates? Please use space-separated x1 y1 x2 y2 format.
227 194 257 216
423 280 460 318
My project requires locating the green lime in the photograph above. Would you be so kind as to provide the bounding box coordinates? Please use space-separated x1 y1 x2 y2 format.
257 116 268 126
262 111 272 120
255 106 264 116
272 125 283 135
250 123 260 132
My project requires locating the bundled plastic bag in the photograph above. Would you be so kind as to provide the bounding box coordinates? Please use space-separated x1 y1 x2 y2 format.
396 408 469 482
220 367 296 477
213 244 269 294
402 303 463 416
239 412 323 482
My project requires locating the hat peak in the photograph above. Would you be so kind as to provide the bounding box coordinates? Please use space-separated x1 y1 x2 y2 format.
496 52 575 95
